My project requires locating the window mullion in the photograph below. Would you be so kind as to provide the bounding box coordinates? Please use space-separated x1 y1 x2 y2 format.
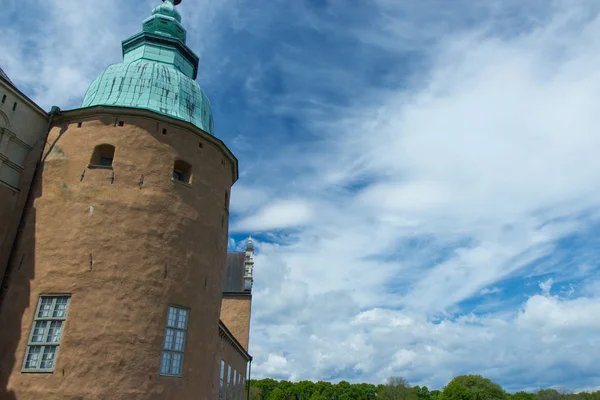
50 297 57 317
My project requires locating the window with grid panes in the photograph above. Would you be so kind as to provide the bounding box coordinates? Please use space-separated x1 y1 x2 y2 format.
160 305 189 376
23 295 71 372
219 360 226 400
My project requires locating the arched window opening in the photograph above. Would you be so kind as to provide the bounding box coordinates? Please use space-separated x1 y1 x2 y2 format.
172 160 192 185
89 144 115 168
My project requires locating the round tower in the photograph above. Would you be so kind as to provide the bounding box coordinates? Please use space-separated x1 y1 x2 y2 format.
0 1 238 399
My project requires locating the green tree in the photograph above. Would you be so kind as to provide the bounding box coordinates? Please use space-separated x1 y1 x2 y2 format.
413 386 432 400
536 390 561 400
441 375 505 400
250 386 263 400
441 380 476 400
378 377 417 400
269 388 287 400
512 392 536 400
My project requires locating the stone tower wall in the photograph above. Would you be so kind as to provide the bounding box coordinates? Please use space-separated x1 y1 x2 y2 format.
0 107 236 400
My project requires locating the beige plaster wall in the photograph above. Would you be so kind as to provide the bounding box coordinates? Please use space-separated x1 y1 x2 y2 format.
220 295 252 351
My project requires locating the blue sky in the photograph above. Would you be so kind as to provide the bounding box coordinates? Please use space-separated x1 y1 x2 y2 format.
3 0 600 392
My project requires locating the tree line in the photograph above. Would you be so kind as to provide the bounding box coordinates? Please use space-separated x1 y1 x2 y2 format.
249 375 600 400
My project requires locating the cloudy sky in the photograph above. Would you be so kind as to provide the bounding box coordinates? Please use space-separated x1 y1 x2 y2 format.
3 0 600 392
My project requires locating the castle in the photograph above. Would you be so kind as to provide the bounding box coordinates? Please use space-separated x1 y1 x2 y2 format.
0 1 255 398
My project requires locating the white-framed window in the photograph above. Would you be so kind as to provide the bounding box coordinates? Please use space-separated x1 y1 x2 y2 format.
22 295 71 372
236 371 241 400
160 305 189 376
219 360 226 400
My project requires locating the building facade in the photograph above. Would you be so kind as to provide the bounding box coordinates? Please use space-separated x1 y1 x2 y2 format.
0 1 254 399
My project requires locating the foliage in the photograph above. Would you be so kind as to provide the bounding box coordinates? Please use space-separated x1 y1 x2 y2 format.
248 376 600 400
441 375 505 400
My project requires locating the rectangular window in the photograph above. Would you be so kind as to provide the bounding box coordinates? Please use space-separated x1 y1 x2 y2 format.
227 365 232 400
233 370 238 400
219 360 226 400
173 170 183 182
23 295 71 372
160 305 189 376
241 377 245 400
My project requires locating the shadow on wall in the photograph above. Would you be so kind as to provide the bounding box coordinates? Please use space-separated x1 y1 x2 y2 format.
0 126 66 398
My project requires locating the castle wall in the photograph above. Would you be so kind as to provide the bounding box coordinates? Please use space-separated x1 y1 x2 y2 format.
0 107 236 400
220 294 252 351
0 78 48 292
214 323 250 400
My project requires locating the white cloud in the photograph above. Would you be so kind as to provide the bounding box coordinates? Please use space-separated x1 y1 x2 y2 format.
232 199 314 232
540 278 554 295
245 0 600 390
230 184 271 214
480 287 502 296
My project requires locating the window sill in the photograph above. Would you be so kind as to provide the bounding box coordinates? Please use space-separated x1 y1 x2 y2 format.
21 369 54 374
171 179 192 188
159 373 184 378
88 164 113 170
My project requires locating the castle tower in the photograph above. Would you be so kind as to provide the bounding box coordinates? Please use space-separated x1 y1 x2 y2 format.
0 1 242 398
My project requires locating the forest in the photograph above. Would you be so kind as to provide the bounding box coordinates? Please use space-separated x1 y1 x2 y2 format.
248 375 600 400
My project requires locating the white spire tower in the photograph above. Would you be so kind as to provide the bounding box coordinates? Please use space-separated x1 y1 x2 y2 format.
244 236 254 291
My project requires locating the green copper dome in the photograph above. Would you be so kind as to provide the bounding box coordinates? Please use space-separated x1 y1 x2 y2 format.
81 0 214 135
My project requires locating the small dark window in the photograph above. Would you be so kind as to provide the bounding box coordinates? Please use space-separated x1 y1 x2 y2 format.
12 102 17 111
162 128 167 135
198 142 203 149
1 94 6 103
99 156 113 167
90 144 115 168
172 160 192 184
118 121 124 127
77 122 83 128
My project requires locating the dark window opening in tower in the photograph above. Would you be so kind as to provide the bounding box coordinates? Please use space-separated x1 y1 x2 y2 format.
173 160 192 184
1 94 6 103
90 144 115 168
